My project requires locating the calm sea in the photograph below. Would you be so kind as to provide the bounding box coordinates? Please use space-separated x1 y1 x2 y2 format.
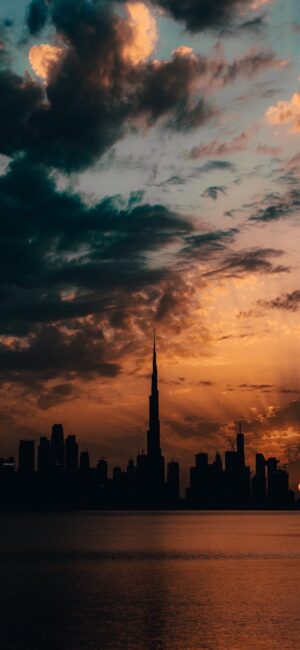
0 511 300 650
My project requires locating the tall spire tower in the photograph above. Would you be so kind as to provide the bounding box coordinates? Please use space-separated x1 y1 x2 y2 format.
147 330 161 458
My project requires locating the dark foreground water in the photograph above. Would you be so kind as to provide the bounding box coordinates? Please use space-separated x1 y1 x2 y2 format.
1 512 300 650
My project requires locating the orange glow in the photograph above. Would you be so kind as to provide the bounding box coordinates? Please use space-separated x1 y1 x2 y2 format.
29 44 63 82
298 483 300 492
122 2 158 65
172 46 195 59
266 92 300 132
249 0 272 8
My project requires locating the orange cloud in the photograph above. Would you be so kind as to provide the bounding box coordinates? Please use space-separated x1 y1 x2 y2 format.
122 2 158 65
29 44 63 81
266 92 300 132
249 0 272 8
172 46 195 59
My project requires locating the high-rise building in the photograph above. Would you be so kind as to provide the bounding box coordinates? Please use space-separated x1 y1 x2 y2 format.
167 460 180 501
97 458 108 486
267 457 290 504
146 332 165 495
38 437 51 473
186 453 209 505
65 435 79 473
237 423 245 466
79 450 90 472
252 453 266 504
223 426 250 506
51 424 64 470
147 331 161 457
18 440 35 474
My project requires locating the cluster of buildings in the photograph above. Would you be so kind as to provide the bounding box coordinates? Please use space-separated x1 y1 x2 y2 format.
0 336 297 509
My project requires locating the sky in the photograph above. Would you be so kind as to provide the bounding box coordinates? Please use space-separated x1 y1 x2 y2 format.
1 0 300 491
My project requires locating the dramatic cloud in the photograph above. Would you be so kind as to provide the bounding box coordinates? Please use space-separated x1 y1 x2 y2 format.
0 0 285 171
0 155 196 340
1 0 298 464
0 152 248 400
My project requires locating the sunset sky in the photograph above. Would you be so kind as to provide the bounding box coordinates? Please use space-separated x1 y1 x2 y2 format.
1 0 300 490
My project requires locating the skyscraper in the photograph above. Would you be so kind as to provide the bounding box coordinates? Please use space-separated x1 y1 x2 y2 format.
65 435 79 473
147 331 161 458
51 424 64 470
146 332 165 496
237 423 245 467
18 440 35 474
38 437 51 474
167 460 180 502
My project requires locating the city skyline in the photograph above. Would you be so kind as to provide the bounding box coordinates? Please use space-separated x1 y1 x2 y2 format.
0 339 298 507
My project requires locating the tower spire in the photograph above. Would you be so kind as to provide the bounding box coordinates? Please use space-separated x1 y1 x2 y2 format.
147 331 161 458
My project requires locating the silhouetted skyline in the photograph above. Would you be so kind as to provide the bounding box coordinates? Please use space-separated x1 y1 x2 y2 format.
0 341 297 510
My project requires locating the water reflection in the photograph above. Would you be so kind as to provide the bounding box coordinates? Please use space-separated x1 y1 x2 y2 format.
0 512 300 649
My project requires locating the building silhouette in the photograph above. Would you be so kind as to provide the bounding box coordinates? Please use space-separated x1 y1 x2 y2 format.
51 424 64 471
38 437 52 474
65 435 79 473
252 453 267 505
167 460 180 502
0 337 298 510
145 331 165 500
18 440 35 474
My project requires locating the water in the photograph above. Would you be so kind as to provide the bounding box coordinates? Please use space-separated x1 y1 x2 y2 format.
1 511 300 650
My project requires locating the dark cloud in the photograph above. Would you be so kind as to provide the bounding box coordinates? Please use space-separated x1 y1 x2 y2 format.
0 0 284 172
36 382 80 410
0 157 242 394
0 70 43 157
249 189 300 222
197 160 237 174
26 0 49 35
218 13 267 36
259 290 300 312
207 247 290 278
150 0 269 33
182 228 238 259
0 324 120 382
0 157 193 337
202 185 227 200
240 400 300 436
166 418 221 440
